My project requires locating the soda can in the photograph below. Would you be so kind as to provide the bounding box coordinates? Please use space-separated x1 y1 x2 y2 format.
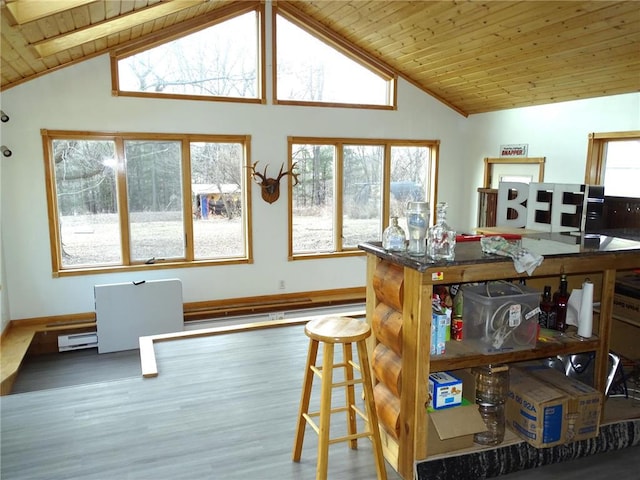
452 317 463 341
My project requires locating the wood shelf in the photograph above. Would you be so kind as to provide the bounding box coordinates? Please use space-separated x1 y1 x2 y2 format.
431 331 599 372
360 235 640 480
1 319 96 395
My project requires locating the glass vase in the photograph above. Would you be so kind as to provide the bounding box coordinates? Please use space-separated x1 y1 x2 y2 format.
405 201 429 256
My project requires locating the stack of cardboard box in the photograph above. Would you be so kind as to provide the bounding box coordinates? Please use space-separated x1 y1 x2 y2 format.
506 364 602 448
611 272 640 360
425 364 602 456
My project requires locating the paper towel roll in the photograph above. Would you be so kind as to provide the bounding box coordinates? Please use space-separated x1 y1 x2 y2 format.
577 280 594 338
566 290 581 327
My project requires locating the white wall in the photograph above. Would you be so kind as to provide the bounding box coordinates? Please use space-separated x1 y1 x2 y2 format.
463 94 640 223
0 54 467 321
1 49 638 324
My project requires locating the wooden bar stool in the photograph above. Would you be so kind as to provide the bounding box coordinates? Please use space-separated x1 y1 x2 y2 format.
292 316 387 480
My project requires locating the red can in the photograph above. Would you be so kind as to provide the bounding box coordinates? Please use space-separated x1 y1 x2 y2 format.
452 317 463 341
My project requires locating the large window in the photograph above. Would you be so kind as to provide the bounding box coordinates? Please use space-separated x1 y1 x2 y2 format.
112 5 264 103
274 4 396 109
289 137 438 258
585 131 640 198
43 130 252 275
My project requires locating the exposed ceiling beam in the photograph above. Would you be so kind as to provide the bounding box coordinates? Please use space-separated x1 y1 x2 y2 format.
31 0 203 58
5 0 96 25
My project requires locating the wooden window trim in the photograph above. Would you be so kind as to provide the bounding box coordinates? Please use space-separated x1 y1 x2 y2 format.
110 2 266 104
483 157 546 189
287 136 439 260
273 2 397 110
585 130 640 185
42 129 253 277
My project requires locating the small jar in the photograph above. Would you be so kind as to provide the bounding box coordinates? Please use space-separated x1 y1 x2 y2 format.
473 364 509 446
474 364 509 405
474 403 506 446
382 216 406 252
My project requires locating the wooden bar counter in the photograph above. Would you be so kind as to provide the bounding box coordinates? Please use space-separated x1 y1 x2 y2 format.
359 232 640 480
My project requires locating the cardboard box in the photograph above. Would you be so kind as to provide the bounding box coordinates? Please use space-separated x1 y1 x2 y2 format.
427 400 487 456
428 372 463 410
611 317 640 360
613 273 640 326
515 365 602 442
454 368 478 400
431 312 449 355
506 368 567 448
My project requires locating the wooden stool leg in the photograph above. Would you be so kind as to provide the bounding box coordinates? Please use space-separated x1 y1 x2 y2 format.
343 342 358 449
357 340 387 480
316 342 334 480
292 338 319 461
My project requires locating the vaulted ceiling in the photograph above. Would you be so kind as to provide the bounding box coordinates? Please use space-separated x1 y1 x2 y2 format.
1 0 639 116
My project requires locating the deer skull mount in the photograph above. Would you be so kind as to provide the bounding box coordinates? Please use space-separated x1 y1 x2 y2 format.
248 161 299 204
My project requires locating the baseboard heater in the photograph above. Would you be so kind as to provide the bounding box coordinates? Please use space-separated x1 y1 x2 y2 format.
58 332 98 352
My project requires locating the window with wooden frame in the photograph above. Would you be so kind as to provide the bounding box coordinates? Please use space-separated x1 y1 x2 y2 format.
585 131 640 198
42 130 253 276
288 137 438 259
273 3 397 109
111 3 265 103
482 157 546 189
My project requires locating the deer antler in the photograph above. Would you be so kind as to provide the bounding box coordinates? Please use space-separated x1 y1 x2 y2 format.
248 161 299 204
277 162 300 186
248 161 267 182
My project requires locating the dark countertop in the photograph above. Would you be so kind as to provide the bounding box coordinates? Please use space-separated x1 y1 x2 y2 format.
597 228 640 242
358 232 640 273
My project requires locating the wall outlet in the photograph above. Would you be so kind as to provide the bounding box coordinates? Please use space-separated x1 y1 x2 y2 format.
268 312 286 321
278 280 285 290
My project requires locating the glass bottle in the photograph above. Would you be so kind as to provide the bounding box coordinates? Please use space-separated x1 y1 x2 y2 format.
474 364 509 405
539 285 556 329
451 286 464 341
473 364 509 446
554 274 569 332
405 201 429 256
382 216 406 252
474 403 506 446
427 202 456 261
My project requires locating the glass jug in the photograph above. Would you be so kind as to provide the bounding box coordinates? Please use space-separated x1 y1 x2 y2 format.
427 201 456 261
382 216 407 252
405 201 429 256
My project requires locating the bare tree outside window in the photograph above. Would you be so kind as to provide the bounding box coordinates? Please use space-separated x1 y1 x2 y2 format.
342 145 384 248
125 140 185 262
191 142 246 259
45 132 251 273
54 139 122 267
390 146 431 233
276 15 390 106
289 139 437 257
117 12 259 99
291 144 336 253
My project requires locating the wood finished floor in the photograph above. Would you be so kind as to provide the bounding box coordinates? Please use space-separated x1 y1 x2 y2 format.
2 324 402 480
3 323 640 480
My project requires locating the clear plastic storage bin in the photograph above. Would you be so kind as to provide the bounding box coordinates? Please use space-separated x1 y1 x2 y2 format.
462 283 540 354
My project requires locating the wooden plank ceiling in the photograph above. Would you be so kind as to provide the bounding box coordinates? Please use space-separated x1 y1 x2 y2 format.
1 0 638 115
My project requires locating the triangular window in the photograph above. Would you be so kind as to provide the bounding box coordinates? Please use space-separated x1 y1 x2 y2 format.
113 7 262 102
275 9 395 108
